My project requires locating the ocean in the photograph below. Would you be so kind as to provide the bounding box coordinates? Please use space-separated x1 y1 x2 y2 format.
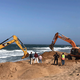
0 44 80 63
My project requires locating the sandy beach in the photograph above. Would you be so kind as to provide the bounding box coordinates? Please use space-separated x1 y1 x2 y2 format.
0 51 80 80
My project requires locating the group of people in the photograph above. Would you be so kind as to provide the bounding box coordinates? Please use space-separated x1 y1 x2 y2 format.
29 52 42 64
29 52 65 65
53 52 65 65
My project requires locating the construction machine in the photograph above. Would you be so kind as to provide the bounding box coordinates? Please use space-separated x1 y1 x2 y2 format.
49 32 80 59
0 35 29 59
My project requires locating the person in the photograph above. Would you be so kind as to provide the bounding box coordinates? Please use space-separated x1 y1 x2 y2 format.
38 55 42 63
34 52 39 63
61 53 65 65
53 52 59 65
29 52 33 64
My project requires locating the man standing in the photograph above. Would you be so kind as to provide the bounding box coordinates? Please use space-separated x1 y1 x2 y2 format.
61 53 65 65
53 52 59 65
34 52 39 63
30 52 33 64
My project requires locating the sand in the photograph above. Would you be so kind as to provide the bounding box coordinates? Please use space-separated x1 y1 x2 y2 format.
0 51 80 80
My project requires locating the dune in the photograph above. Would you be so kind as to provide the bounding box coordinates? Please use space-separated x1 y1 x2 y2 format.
0 51 80 80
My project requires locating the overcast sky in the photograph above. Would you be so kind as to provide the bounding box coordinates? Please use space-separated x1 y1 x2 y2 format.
0 0 80 45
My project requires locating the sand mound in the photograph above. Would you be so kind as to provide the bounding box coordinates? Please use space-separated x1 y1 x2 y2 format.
41 51 56 60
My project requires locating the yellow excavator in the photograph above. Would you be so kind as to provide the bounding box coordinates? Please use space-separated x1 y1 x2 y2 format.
0 35 29 59
49 32 80 59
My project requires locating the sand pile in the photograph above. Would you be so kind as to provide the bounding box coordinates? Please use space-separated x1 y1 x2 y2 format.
0 51 80 80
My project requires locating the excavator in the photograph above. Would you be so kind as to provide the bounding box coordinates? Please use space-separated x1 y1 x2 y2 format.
0 35 29 59
49 32 80 59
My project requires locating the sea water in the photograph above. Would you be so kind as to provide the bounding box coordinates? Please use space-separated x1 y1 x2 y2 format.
0 44 80 63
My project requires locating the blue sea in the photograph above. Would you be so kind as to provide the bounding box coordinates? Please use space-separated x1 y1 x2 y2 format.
0 44 80 63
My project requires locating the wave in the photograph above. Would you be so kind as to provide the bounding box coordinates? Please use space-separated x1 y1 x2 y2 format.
0 49 23 58
54 47 72 51
0 46 72 63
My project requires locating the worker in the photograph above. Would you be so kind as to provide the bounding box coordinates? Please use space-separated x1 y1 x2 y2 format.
34 52 39 63
53 52 59 65
29 52 33 64
61 53 65 65
38 55 42 63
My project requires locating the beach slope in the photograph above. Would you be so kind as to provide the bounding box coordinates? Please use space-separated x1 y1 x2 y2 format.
0 51 80 80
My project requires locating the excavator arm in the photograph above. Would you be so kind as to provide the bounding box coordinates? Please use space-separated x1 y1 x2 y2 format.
49 32 77 50
0 35 29 59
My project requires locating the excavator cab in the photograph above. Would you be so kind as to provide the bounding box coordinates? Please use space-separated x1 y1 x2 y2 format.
70 47 80 57
71 49 78 55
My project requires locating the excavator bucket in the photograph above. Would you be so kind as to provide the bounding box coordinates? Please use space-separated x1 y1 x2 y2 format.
49 43 54 50
22 51 29 59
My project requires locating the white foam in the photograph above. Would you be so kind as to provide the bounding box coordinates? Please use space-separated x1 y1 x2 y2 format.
32 47 50 50
54 47 72 51
0 49 24 58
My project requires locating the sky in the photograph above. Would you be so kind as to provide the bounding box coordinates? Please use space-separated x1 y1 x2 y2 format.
0 0 80 45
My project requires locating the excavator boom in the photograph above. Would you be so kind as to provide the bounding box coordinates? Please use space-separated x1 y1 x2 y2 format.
0 35 29 59
49 32 77 50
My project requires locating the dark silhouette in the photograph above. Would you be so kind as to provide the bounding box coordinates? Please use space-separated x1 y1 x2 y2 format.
53 52 59 65
30 52 33 64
